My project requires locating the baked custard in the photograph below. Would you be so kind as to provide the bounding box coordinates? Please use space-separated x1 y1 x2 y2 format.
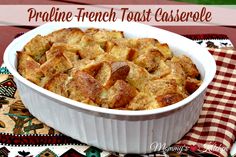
17 28 201 110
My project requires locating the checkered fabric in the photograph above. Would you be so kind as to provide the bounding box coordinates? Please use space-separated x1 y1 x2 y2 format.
177 48 236 157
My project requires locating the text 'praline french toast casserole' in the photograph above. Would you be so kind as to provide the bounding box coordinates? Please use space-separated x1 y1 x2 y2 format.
17 28 201 110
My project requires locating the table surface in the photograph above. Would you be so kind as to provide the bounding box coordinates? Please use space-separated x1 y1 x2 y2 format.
0 0 235 156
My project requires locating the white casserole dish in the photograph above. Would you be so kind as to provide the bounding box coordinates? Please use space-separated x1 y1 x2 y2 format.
4 21 216 154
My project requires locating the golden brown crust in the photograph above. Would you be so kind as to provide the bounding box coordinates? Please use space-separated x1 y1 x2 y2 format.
135 38 159 51
107 62 130 87
85 28 99 34
152 60 171 78
46 43 80 65
17 51 43 85
85 28 124 48
155 43 173 60
128 92 159 110
18 27 201 110
77 35 104 59
67 71 103 103
185 77 201 94
46 28 84 44
95 53 118 63
104 41 115 52
109 45 137 61
73 58 95 70
126 62 151 91
95 62 112 87
40 52 73 77
165 58 186 87
145 79 178 96
178 56 200 78
78 62 102 77
44 73 69 97
134 49 163 72
24 35 51 62
106 80 137 108
38 54 47 64
93 61 130 88
156 93 184 107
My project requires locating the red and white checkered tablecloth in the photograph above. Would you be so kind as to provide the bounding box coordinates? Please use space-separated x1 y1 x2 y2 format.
177 48 236 157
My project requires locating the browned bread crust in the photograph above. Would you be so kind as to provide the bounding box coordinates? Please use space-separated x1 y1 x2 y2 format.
24 35 51 62
67 70 103 104
156 93 184 107
40 51 73 77
44 73 69 97
17 51 43 85
106 80 137 108
185 77 202 94
46 28 84 44
17 28 201 110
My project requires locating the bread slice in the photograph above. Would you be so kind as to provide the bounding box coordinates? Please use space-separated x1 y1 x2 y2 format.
96 61 130 88
185 77 201 94
81 62 103 77
135 38 159 50
134 49 163 72
85 28 124 48
46 28 84 44
152 60 171 78
95 62 112 87
17 51 43 85
144 79 178 96
106 80 137 108
40 52 73 77
126 62 151 91
43 73 69 97
95 53 118 63
24 35 51 62
104 41 115 52
38 54 47 64
128 92 159 110
67 70 103 104
178 55 200 78
78 35 105 59
46 43 80 65
109 45 137 61
155 43 173 60
156 93 184 107
165 59 186 87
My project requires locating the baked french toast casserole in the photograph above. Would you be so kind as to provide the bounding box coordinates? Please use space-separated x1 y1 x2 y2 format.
17 28 201 110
